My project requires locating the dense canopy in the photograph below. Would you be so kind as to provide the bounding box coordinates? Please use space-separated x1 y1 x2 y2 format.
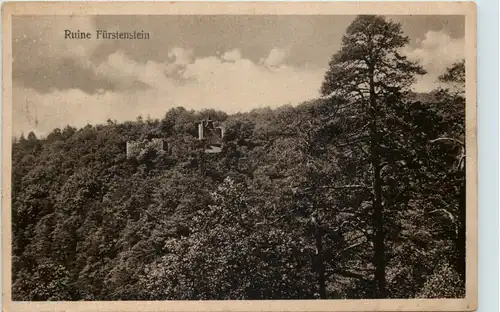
12 15 466 301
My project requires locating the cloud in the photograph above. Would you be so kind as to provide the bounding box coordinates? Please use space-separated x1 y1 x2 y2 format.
402 30 465 92
168 47 194 66
261 48 287 68
15 30 465 137
222 49 242 62
94 51 174 90
13 83 122 137
13 16 112 93
13 48 325 137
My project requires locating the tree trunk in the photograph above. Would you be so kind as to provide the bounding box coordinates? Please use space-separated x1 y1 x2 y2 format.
369 64 386 299
372 164 386 298
314 228 327 299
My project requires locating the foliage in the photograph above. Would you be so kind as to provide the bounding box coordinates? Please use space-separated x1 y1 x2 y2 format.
12 15 465 300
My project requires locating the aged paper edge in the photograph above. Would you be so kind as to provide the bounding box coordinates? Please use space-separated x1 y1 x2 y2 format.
1 2 478 312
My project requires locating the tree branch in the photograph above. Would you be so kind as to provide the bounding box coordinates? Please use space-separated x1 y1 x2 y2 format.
430 137 465 147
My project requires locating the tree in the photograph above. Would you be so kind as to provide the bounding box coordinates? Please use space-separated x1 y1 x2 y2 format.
11 47 464 299
438 60 465 92
430 60 466 285
320 15 426 298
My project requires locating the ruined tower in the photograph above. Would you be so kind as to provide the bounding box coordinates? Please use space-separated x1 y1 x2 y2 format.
197 115 224 153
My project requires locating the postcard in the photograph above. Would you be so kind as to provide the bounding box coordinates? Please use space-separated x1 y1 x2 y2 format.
2 2 477 312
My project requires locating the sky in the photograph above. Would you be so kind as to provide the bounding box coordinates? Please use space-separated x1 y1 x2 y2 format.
12 15 465 137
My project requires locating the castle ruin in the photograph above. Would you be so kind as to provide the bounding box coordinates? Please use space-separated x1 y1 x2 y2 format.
125 115 224 159
197 115 224 153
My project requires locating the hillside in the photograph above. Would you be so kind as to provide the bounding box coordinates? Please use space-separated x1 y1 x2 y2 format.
12 89 466 300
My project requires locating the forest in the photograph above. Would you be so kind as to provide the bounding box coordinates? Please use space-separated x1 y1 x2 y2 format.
12 16 466 300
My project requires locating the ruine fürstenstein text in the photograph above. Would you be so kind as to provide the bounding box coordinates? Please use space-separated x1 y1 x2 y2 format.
64 30 151 40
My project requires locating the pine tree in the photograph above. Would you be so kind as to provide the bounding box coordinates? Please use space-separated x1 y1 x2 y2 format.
320 15 426 298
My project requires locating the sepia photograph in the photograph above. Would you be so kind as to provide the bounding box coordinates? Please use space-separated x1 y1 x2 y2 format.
2 2 477 312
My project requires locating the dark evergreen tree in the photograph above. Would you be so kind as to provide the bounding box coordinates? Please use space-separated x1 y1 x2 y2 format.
320 15 426 298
